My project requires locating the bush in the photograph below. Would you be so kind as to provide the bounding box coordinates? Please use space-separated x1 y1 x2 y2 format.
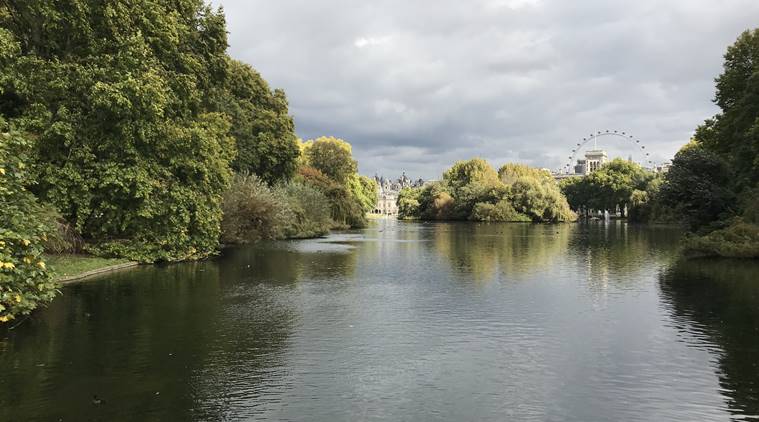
276 182 332 238
221 174 290 244
297 166 367 228
220 174 333 244
471 200 531 222
683 220 759 258
0 127 58 323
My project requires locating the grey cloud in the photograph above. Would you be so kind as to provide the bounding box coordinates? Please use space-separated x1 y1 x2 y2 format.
213 0 759 179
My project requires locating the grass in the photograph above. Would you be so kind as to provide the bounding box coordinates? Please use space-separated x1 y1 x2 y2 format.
44 254 132 280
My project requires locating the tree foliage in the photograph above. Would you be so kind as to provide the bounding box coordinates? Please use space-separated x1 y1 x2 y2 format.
658 142 734 231
696 29 759 192
560 159 654 218
400 159 574 223
303 137 357 183
216 59 299 184
220 173 332 244
297 137 371 228
0 0 237 263
0 124 58 323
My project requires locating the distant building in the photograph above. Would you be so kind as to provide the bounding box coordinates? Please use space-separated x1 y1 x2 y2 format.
552 149 609 181
654 162 671 174
370 172 425 216
582 150 608 174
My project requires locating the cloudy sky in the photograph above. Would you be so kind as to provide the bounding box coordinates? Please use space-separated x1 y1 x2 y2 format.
213 0 759 179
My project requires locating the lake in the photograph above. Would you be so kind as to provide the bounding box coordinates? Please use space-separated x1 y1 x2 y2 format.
1 220 758 421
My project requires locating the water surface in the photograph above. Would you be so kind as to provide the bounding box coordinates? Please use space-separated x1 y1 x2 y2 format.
2 221 759 421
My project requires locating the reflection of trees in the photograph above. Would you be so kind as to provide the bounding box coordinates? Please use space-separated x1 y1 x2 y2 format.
431 222 572 281
660 259 759 420
0 239 360 421
0 258 295 421
566 222 680 290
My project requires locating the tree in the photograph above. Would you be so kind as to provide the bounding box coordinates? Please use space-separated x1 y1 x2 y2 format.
559 177 591 216
296 166 367 228
443 159 503 219
348 174 378 213
561 159 652 218
695 29 759 192
658 142 734 231
400 160 574 223
397 187 421 219
303 137 357 183
216 59 299 184
0 1 235 262
443 158 500 194
508 176 575 222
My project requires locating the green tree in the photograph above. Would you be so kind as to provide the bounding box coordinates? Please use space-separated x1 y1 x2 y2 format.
303 137 358 183
695 29 759 192
348 174 378 213
443 158 499 194
215 59 299 184
0 1 235 262
561 159 653 218
443 159 503 219
658 142 734 231
296 166 367 228
397 187 421 219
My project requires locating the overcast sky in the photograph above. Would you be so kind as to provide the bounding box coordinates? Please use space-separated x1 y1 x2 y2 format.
213 0 759 179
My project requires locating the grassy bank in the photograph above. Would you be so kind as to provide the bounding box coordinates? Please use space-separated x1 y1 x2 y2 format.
45 254 134 281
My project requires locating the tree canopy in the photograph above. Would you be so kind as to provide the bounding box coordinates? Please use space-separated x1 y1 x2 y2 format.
400 158 574 223
302 137 358 184
216 59 299 185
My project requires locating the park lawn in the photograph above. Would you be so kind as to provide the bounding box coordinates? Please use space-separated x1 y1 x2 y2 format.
45 254 133 280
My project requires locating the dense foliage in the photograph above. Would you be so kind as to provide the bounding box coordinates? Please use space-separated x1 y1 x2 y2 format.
1 0 237 263
560 159 655 219
216 59 299 184
399 159 575 223
297 137 376 228
657 142 735 231
220 174 332 244
648 30 759 257
0 124 58 322
303 137 358 183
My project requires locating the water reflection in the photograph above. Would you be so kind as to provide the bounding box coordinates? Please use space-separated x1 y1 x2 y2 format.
0 260 298 421
1 223 758 421
660 259 759 421
430 222 572 281
566 222 681 295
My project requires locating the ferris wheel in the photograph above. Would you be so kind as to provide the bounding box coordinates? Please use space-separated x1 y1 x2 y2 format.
564 130 653 174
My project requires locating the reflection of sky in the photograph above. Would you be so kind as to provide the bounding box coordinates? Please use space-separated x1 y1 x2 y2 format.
2 221 749 421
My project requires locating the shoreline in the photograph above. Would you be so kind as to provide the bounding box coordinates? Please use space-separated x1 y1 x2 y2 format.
56 261 140 285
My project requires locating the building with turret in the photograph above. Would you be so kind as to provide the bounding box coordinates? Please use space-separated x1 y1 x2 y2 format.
371 173 425 216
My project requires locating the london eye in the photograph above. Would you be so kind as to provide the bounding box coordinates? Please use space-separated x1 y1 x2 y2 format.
564 130 653 174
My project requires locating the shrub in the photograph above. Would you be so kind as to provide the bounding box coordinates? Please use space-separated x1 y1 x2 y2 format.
297 166 367 228
0 126 58 323
221 174 290 244
276 182 332 238
683 220 759 258
471 200 531 222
